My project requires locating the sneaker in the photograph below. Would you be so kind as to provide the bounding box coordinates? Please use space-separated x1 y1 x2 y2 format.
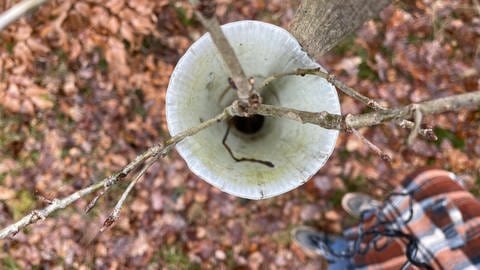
291 226 353 269
341 193 381 218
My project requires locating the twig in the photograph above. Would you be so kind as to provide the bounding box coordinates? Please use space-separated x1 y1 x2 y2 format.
396 120 437 141
101 157 158 232
261 68 433 137
0 108 230 239
243 91 480 130
407 106 423 145
348 120 392 162
0 0 48 31
325 74 387 111
191 0 253 105
259 68 479 130
259 68 322 90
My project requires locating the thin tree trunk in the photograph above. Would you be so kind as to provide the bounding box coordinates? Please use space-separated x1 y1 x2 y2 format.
289 0 393 58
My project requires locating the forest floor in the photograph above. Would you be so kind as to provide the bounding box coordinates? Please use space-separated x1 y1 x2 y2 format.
0 0 479 269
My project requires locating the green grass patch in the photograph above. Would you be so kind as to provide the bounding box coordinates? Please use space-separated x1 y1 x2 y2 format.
338 149 350 162
330 189 346 208
356 46 378 81
332 35 356 56
6 190 36 221
98 58 108 72
433 127 465 149
0 173 6 185
158 245 201 270
6 42 15 55
174 6 194 26
1 256 21 270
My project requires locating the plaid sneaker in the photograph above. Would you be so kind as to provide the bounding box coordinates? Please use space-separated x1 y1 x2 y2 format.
341 192 381 218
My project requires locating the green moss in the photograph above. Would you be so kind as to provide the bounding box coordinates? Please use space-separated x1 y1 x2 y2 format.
158 245 201 270
171 186 186 201
98 58 108 72
330 189 346 208
353 47 379 81
1 256 21 270
332 35 356 56
380 45 394 63
426 157 436 166
225 250 236 269
358 61 378 81
0 107 43 167
6 42 15 55
133 89 147 118
407 34 422 44
0 173 6 184
345 175 367 192
29 150 41 163
6 190 36 221
433 127 465 149
338 149 350 161
174 6 194 26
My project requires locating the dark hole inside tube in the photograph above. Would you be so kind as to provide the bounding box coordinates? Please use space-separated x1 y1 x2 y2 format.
232 114 265 134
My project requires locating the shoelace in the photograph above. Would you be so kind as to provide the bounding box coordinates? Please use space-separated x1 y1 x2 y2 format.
318 190 434 270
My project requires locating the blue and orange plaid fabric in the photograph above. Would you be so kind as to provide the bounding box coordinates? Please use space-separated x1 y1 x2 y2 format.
341 169 480 269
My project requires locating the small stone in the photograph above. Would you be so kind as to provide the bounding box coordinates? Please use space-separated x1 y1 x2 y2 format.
215 250 226 260
196 227 207 239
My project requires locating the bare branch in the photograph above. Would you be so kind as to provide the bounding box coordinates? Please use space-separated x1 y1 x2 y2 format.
0 108 229 239
101 157 158 232
0 0 48 31
240 91 480 130
346 91 480 129
259 67 454 139
259 68 322 90
191 0 252 105
348 120 392 162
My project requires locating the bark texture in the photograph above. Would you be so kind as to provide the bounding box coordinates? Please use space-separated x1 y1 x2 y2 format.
289 0 393 58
